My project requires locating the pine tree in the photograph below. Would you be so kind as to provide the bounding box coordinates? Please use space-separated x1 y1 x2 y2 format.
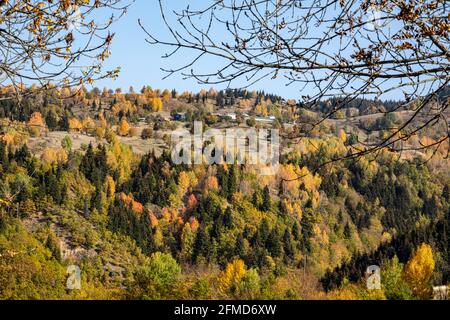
252 190 262 209
218 166 229 197
292 221 300 241
19 199 37 218
45 232 62 261
193 227 211 263
443 184 449 203
403 243 435 299
0 141 8 166
235 233 246 258
259 218 270 244
228 164 239 198
267 228 282 257
344 222 352 239
59 112 70 131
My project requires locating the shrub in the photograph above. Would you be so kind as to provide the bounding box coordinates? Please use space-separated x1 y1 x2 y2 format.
129 127 139 137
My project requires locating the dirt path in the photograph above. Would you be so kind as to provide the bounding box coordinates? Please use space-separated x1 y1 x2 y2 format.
28 130 167 156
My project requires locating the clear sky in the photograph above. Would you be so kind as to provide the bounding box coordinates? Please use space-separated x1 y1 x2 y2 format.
93 0 306 99
94 1 407 101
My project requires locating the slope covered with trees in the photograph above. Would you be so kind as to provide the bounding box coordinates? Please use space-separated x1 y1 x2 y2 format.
0 86 448 299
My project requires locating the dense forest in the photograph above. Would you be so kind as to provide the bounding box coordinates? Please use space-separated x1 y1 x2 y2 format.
0 85 449 300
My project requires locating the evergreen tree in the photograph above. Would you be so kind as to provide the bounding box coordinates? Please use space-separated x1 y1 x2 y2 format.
344 222 352 239
443 184 449 203
283 229 295 260
254 218 270 247
228 164 239 198
235 233 246 258
267 228 282 257
292 221 300 241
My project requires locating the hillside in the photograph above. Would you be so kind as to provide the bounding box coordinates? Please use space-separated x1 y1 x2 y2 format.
0 85 449 300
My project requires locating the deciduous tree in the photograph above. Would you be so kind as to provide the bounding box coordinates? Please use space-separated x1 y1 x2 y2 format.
403 243 435 299
0 0 132 99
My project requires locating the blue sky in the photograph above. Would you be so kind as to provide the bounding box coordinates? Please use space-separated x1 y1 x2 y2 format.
92 0 305 99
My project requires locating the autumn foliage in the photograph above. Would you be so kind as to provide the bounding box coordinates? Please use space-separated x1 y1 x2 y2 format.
68 118 83 132
119 193 144 215
117 118 130 136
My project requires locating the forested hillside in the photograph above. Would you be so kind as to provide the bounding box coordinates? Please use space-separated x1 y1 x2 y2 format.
0 85 449 300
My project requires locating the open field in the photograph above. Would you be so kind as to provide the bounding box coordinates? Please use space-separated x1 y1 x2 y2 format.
27 128 169 157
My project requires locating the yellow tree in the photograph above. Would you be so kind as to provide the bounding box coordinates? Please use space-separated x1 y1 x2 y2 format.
68 118 82 132
207 87 217 99
95 127 106 140
82 117 96 133
403 243 435 299
106 136 134 183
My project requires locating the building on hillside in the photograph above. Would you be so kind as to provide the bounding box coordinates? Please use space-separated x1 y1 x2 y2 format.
433 286 449 300
255 115 276 123
171 112 186 121
27 112 46 135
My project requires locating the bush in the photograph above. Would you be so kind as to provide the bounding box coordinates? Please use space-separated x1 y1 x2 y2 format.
61 135 73 151
28 126 41 137
246 117 256 127
189 278 211 299
129 127 139 137
141 128 153 140
139 252 181 288
94 127 105 140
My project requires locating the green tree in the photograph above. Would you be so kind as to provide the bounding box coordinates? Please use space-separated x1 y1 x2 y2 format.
45 231 62 262
403 243 435 299
223 207 234 229
240 268 261 299
146 252 181 287
135 252 181 299
382 256 414 300
61 136 73 152
189 278 211 299
261 186 271 211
